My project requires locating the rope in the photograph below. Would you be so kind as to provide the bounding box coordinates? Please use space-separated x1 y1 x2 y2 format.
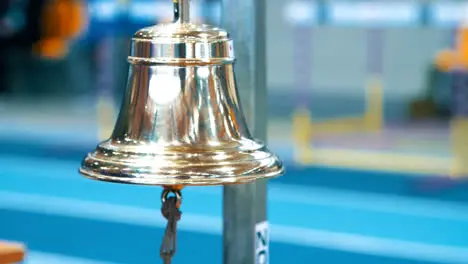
160 188 182 264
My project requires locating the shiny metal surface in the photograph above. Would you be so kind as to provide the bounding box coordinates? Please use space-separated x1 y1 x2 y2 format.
79 0 284 186
129 24 234 65
129 0 233 65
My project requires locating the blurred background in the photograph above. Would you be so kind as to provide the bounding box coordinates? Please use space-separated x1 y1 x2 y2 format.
2 0 468 263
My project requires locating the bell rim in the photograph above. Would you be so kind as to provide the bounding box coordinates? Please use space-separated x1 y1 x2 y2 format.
78 165 285 187
79 146 285 186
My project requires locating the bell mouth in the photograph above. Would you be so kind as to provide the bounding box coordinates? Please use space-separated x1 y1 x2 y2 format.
79 145 284 186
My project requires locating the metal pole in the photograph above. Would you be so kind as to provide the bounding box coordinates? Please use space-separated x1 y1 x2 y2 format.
221 0 269 263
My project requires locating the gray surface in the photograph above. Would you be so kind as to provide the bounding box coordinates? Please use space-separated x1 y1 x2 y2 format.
266 0 450 100
221 0 269 263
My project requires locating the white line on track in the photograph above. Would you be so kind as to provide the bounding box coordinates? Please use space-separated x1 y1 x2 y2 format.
1 191 468 263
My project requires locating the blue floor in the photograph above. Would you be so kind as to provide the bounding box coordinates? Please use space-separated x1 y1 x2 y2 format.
2 154 468 263
2 131 468 203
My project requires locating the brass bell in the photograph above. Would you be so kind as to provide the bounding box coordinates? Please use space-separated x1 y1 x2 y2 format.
79 0 284 186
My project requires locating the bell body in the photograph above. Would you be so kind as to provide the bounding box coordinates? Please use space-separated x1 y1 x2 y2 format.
79 20 284 186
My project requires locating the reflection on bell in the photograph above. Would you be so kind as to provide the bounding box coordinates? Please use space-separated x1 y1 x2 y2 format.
79 0 284 186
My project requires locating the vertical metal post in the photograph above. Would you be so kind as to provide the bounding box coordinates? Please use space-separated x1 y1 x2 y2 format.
221 0 269 263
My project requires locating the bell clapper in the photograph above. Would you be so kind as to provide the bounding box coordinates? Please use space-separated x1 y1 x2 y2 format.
159 187 183 264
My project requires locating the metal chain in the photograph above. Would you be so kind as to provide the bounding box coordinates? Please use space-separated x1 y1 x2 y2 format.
160 189 182 264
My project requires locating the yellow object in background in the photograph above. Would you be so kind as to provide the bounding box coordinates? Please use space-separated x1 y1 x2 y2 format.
292 107 314 164
33 0 87 59
0 241 25 264
457 23 468 66
292 106 313 146
450 118 468 177
364 77 384 132
435 22 468 71
434 50 460 72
